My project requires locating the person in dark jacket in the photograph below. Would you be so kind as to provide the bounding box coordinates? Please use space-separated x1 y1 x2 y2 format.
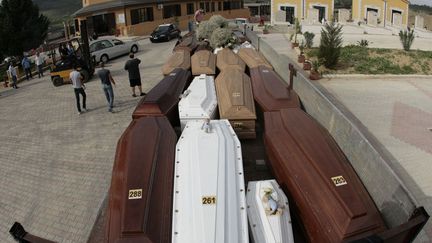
124 53 145 97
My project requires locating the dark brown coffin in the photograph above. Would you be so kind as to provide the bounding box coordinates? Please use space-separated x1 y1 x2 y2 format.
162 50 191 76
215 68 257 139
264 108 387 242
237 48 272 69
132 68 191 126
250 66 300 112
216 48 246 72
173 34 198 53
191 50 216 75
106 116 177 243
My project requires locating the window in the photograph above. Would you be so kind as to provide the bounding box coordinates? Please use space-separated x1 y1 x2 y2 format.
211 2 215 12
231 1 241 10
200 2 205 10
223 1 230 10
131 7 154 25
205 2 210 12
112 39 124 45
90 40 113 52
218 2 222 11
187 3 195 15
163 4 181 18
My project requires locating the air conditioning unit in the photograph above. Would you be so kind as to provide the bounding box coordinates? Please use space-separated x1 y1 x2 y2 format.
157 4 163 9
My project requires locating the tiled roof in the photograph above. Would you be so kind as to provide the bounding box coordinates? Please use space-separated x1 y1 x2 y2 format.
73 0 179 17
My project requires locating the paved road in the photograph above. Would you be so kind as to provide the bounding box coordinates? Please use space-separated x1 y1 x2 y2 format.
0 38 175 242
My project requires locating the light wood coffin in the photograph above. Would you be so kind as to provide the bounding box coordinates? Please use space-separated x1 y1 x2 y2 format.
162 50 191 76
264 108 387 242
178 74 218 130
247 180 294 243
172 120 248 243
106 117 177 243
132 68 191 127
173 34 198 53
215 68 257 139
250 66 300 112
237 48 272 69
191 50 216 75
216 48 246 72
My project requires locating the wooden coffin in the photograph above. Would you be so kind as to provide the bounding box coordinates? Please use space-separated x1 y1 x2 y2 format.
178 74 218 130
106 116 177 243
246 180 294 243
162 50 191 76
264 108 387 242
132 68 191 127
173 34 198 53
250 66 300 112
215 68 257 139
238 48 272 69
195 41 212 52
216 48 246 72
172 120 248 243
191 50 216 75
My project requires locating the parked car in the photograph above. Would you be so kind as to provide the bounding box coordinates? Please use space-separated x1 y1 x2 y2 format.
150 24 181 43
90 38 139 63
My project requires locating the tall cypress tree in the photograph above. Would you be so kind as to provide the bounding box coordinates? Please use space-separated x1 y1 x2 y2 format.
0 0 50 56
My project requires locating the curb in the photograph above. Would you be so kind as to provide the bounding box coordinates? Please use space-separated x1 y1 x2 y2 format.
322 74 432 79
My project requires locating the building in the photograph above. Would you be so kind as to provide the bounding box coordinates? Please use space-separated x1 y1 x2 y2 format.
73 0 249 36
244 0 271 17
352 0 409 27
271 0 334 25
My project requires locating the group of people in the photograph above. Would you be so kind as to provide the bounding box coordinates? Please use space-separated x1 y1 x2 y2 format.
69 52 146 115
6 52 45 89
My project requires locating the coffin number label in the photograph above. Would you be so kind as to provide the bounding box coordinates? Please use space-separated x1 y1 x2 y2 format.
202 196 216 205
331 176 347 187
128 189 143 199
232 92 241 98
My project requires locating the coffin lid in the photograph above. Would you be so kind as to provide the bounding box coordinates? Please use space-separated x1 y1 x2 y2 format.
179 74 217 120
238 48 272 69
246 180 294 243
191 50 216 75
132 68 191 119
106 117 177 243
162 50 191 75
215 68 256 120
216 48 246 72
264 108 386 241
172 119 248 243
173 35 198 53
250 66 300 112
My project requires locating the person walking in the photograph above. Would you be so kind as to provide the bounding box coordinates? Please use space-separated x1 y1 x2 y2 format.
97 62 116 112
21 55 32 80
69 65 87 115
124 53 145 97
8 63 19 89
35 52 44 78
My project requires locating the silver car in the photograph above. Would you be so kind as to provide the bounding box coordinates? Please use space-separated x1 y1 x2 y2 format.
90 38 139 63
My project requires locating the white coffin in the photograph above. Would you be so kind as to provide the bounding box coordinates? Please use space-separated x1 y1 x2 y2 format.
172 120 248 243
178 74 218 130
247 180 294 243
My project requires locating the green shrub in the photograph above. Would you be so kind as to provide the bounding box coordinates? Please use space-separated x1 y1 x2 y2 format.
210 28 233 48
209 15 228 28
318 22 343 68
197 21 219 40
303 32 315 48
357 39 369 47
293 18 302 43
399 29 415 51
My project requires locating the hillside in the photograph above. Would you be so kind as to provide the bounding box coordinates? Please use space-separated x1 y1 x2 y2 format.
33 0 82 29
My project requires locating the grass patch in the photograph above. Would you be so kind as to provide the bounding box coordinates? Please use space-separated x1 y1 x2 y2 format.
305 46 432 75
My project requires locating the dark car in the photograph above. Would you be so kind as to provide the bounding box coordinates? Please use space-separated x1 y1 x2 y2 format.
150 24 181 43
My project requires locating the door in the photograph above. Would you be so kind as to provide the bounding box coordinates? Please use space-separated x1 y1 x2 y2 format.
313 6 326 21
280 6 295 24
392 10 402 26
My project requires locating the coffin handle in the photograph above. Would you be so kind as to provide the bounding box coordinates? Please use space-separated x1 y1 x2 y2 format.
179 89 191 99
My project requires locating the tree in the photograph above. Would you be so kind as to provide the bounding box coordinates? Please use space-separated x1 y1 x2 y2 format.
0 0 50 56
318 22 343 68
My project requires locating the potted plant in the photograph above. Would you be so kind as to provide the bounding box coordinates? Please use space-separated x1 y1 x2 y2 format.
303 60 312 70
263 24 270 34
291 18 301 48
298 42 305 63
309 59 321 80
